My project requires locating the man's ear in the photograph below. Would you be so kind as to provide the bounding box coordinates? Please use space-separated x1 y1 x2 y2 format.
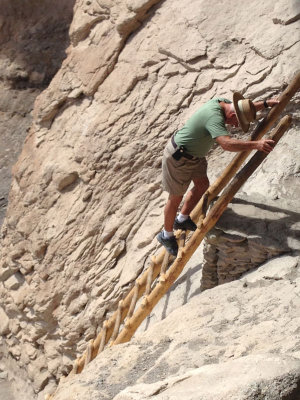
225 110 235 123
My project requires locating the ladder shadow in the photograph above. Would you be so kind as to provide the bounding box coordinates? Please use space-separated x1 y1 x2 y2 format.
232 197 300 219
223 198 300 250
143 262 203 332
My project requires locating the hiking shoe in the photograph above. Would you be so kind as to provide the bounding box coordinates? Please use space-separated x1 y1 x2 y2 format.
156 231 178 257
173 216 197 231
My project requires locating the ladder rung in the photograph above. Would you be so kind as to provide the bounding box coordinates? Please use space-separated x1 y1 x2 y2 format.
84 339 94 366
98 321 108 354
161 251 170 274
145 258 155 295
127 281 140 318
111 300 124 342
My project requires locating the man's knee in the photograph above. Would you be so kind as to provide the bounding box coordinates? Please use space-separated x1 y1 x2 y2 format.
168 193 183 206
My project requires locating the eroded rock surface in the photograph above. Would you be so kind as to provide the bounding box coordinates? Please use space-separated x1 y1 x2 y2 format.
0 0 75 226
113 354 300 400
47 256 300 400
0 0 299 399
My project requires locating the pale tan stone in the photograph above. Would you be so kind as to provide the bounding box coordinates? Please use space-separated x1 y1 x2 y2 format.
0 308 9 336
3 273 24 290
0 0 299 399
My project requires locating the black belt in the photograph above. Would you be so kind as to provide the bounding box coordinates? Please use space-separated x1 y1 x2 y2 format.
171 135 196 160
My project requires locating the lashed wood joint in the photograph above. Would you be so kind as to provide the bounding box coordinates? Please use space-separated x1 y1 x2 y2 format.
141 297 149 308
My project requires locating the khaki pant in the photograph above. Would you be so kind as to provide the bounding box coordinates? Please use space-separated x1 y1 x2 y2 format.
162 140 208 195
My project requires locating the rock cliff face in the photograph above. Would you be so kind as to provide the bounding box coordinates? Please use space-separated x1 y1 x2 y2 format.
0 0 75 226
0 0 299 399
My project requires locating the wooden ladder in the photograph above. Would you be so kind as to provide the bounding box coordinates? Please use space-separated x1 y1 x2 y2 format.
46 71 299 400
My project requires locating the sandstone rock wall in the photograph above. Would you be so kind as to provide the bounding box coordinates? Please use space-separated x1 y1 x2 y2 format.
0 0 75 226
0 0 299 399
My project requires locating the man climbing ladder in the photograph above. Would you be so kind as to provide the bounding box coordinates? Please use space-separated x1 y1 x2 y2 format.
46 74 298 400
157 92 278 256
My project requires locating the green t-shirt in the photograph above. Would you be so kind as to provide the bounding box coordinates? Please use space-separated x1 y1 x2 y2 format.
174 98 231 157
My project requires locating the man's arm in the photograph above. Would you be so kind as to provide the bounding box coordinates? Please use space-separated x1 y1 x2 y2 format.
216 135 275 154
253 98 279 112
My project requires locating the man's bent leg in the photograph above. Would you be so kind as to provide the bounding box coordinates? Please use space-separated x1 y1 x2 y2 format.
157 194 183 257
180 176 209 216
164 194 183 232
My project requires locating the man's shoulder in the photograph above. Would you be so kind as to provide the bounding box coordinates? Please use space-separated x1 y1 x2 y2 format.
216 97 231 104
201 97 229 111
201 98 226 119
204 97 231 108
204 99 229 138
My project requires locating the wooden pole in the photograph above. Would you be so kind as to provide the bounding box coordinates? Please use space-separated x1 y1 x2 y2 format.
99 321 108 353
145 258 155 295
200 115 292 222
161 251 170 275
190 71 300 223
110 300 124 342
89 254 166 361
69 254 166 372
84 339 94 366
113 115 292 344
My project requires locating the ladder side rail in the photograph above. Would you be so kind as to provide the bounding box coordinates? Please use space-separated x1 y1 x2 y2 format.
191 71 300 223
113 115 292 345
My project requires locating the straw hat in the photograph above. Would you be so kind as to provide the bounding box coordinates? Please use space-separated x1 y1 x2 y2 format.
233 92 256 132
